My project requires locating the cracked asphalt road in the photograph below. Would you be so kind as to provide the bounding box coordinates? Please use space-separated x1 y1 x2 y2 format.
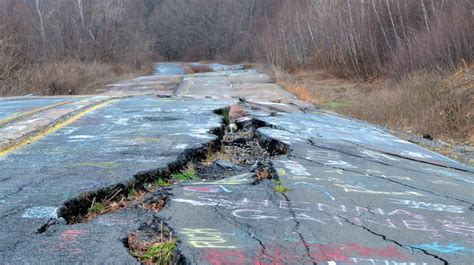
0 63 473 264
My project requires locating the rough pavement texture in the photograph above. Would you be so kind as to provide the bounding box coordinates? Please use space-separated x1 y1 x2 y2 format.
0 96 109 150
0 96 230 263
0 63 473 264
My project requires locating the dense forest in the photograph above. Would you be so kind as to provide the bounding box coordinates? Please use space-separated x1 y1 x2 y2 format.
0 0 472 106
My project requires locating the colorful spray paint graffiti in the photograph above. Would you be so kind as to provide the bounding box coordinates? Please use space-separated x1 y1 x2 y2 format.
181 228 236 249
173 195 474 238
206 243 409 264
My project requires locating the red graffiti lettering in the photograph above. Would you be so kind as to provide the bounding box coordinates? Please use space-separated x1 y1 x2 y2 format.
207 250 246 265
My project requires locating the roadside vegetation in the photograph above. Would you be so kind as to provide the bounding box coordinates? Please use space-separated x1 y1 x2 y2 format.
0 0 153 96
274 66 473 144
1 0 471 144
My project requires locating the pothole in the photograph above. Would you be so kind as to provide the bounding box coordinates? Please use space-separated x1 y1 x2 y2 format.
127 218 182 265
195 128 273 181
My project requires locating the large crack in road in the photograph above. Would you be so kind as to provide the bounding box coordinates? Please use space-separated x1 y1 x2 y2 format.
0 63 473 264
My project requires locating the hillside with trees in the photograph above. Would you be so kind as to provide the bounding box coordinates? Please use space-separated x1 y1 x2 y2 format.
1 0 472 142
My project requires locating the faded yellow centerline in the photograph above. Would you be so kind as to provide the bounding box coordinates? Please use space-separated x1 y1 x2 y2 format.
0 100 75 126
0 99 115 158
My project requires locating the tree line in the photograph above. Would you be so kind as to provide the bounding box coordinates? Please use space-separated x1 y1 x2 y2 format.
1 0 472 95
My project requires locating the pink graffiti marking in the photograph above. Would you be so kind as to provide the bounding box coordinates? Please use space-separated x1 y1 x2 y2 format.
59 230 87 242
207 250 246 265
41 229 88 256
183 186 220 193
206 243 407 264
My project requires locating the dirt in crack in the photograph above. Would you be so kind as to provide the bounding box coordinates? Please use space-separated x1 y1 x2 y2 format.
196 127 276 182
60 111 286 224
128 218 182 265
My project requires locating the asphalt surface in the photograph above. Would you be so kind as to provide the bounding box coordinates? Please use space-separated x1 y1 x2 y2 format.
0 63 473 264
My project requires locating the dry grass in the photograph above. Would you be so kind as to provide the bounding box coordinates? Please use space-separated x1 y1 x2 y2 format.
274 66 473 144
349 71 473 142
84 189 145 222
141 197 167 212
0 60 152 96
184 65 213 74
271 67 356 109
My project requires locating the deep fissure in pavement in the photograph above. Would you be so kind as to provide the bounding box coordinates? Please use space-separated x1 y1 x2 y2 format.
56 109 227 225
37 105 289 264
56 108 288 225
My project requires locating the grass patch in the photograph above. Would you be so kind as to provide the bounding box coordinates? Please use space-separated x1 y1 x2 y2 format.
133 240 177 265
156 178 171 187
171 163 198 181
128 189 138 199
222 110 230 125
129 221 177 265
273 180 290 193
88 202 106 214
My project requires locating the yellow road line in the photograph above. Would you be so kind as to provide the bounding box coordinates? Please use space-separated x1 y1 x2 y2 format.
0 100 115 158
0 100 74 126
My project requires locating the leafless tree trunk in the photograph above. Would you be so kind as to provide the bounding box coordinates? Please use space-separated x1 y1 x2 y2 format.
34 0 48 44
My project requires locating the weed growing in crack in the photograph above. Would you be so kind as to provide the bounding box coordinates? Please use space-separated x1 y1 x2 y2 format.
171 163 198 181
88 202 106 214
129 221 177 265
222 111 230 125
133 239 177 265
214 108 230 125
274 180 290 193
128 189 138 199
155 178 171 187
77 186 162 223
